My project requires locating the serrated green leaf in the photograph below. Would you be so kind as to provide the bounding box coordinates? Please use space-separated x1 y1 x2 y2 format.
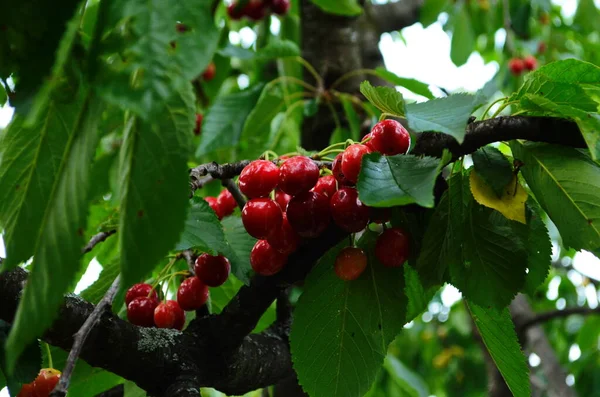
118 86 193 288
510 141 600 252
360 81 405 118
450 8 475 66
196 85 264 158
374 69 434 99
405 93 485 143
467 302 530 397
0 320 40 395
291 231 408 397
358 153 442 208
404 265 439 322
523 206 552 295
255 39 300 60
6 93 105 368
471 146 513 197
175 198 229 255
221 216 256 285
309 0 362 16
80 261 121 304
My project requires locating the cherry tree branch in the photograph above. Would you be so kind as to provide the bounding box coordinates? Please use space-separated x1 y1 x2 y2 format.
82 230 116 254
520 305 600 331
367 0 424 34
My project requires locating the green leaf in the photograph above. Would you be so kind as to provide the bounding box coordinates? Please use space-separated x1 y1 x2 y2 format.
420 0 447 27
510 142 600 252
471 146 514 197
309 0 362 16
358 153 442 208
196 85 264 158
291 231 408 397
118 86 193 288
467 302 530 397
523 206 552 295
359 81 405 118
339 94 361 141
404 265 439 322
80 261 121 304
0 83 7 107
450 8 475 66
175 198 229 255
0 320 40 395
5 93 104 368
383 356 430 397
405 93 485 143
221 216 256 285
123 381 147 396
255 39 300 60
374 69 434 99
574 0 600 33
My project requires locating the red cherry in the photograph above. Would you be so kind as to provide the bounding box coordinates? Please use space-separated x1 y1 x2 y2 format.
177 277 209 311
509 58 525 76
242 198 283 239
244 1 267 20
341 144 372 184
369 207 392 224
286 191 330 238
334 247 368 281
267 213 301 255
275 189 292 210
154 300 185 330
238 160 279 198
194 113 203 136
311 175 337 199
16 383 35 397
270 0 290 15
332 152 353 186
279 156 319 195
250 240 288 276
202 61 216 81
523 55 537 71
227 2 244 20
362 132 375 151
125 283 158 306
127 297 158 327
369 120 411 155
204 197 224 219
217 189 237 217
375 227 410 267
330 187 369 233
32 369 61 397
194 253 231 287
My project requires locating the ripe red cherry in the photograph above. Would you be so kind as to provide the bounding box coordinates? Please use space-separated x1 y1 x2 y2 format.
362 132 375 151
332 153 353 186
523 55 537 71
244 0 267 20
204 196 224 219
369 120 411 155
330 188 370 233
334 247 368 281
279 156 320 195
275 189 292 210
311 175 337 199
202 61 216 81
375 227 410 267
194 113 203 136
341 144 372 184
271 0 290 15
217 189 237 217
242 198 283 239
177 276 209 311
127 296 158 327
32 369 61 397
369 207 392 224
194 253 231 287
125 283 158 306
227 2 244 19
267 213 301 255
16 383 35 397
250 240 288 276
154 300 185 330
286 191 330 238
238 160 279 198
508 58 525 76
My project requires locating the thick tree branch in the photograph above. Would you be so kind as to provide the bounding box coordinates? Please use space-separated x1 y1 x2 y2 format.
367 0 423 34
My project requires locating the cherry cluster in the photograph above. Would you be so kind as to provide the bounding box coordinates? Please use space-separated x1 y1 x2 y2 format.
227 0 290 21
204 188 237 220
509 55 537 76
238 119 412 280
17 369 61 397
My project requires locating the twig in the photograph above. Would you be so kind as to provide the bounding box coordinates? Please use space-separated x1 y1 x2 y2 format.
82 230 116 254
189 175 214 197
520 306 600 330
50 275 121 397
222 178 246 209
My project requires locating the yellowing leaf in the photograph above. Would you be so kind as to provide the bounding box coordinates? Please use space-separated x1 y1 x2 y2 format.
469 171 527 224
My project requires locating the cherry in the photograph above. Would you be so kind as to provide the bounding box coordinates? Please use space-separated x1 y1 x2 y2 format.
267 213 301 254
330 187 369 233
176 23 189 33
250 240 288 276
523 55 537 71
204 196 224 219
509 58 525 76
311 175 337 199
275 188 292 210
279 156 320 195
375 227 410 267
362 132 375 151
369 207 392 224
242 198 283 239
369 120 411 155
194 253 231 287
332 153 353 186
32 369 61 397
125 283 158 306
334 247 368 281
286 191 330 238
202 61 216 81
217 189 237 217
271 0 290 15
341 144 372 184
16 383 35 397
177 276 209 311
154 300 185 330
227 2 244 20
244 0 267 20
127 296 159 327
238 160 279 198
194 113 203 136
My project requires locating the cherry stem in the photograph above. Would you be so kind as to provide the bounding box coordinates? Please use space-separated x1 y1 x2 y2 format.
223 178 246 210
480 97 508 120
